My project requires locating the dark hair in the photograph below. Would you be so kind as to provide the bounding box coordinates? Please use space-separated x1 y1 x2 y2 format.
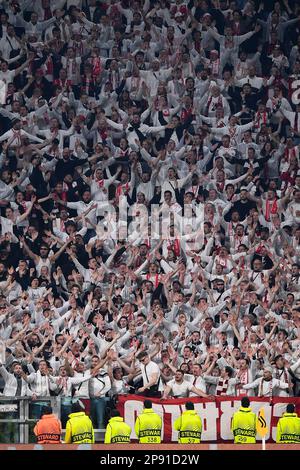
137 351 148 361
143 400 152 409
41 405 52 416
71 401 82 413
225 366 234 378
241 397 250 408
286 403 295 413
110 409 121 418
185 402 194 410
274 354 283 363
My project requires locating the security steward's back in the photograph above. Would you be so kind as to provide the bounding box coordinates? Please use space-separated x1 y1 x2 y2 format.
104 409 131 444
174 401 202 443
65 401 94 444
33 405 62 444
134 399 162 443
276 403 300 444
231 397 257 444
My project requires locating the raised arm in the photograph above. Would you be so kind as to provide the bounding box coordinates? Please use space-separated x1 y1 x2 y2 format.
19 235 39 264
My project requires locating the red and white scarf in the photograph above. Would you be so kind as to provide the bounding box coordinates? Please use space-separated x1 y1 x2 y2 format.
216 181 225 192
12 129 21 146
45 56 53 77
66 58 76 78
236 370 248 395
216 255 227 268
216 378 229 395
180 107 192 121
96 179 104 189
206 95 223 114
92 57 102 78
116 183 129 198
167 238 180 257
232 22 240 36
255 111 267 128
211 58 220 75
265 198 278 222
258 378 273 397
146 273 160 288
228 126 237 145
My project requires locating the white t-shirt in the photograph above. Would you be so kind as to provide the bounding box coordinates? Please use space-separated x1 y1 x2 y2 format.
140 360 162 391
0 69 15 83
167 379 193 398
185 374 207 395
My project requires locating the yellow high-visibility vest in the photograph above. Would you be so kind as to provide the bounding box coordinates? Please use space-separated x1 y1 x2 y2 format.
134 408 162 443
104 416 131 444
276 413 300 443
174 409 202 444
65 412 94 444
231 406 257 444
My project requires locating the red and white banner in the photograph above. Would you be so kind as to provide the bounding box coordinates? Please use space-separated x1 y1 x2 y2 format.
117 395 300 442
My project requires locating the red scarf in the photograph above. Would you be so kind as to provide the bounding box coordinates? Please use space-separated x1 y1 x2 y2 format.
83 75 92 94
232 22 240 35
180 107 192 121
255 111 267 128
167 238 180 257
54 78 71 89
92 57 102 78
116 183 129 198
228 221 234 237
206 95 223 114
217 255 227 268
217 119 226 128
265 198 278 221
51 128 59 138
284 146 296 162
119 149 128 158
146 273 160 288
217 181 225 192
211 58 220 75
194 40 201 53
228 126 237 144
236 369 248 395
216 378 229 395
191 185 199 195
67 58 76 77
12 129 21 145
45 56 53 76
99 129 108 141
96 179 104 188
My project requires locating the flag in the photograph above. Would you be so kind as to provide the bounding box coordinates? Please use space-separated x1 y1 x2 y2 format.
257 407 268 437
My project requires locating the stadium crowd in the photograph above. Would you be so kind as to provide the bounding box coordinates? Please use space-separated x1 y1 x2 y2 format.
0 0 300 437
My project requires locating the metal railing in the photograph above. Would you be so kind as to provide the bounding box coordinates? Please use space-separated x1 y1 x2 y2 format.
0 396 105 444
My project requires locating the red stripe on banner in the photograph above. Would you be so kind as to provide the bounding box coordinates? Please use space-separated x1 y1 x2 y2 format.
116 395 300 443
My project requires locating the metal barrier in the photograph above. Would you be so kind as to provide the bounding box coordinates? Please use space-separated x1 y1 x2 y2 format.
0 396 105 444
